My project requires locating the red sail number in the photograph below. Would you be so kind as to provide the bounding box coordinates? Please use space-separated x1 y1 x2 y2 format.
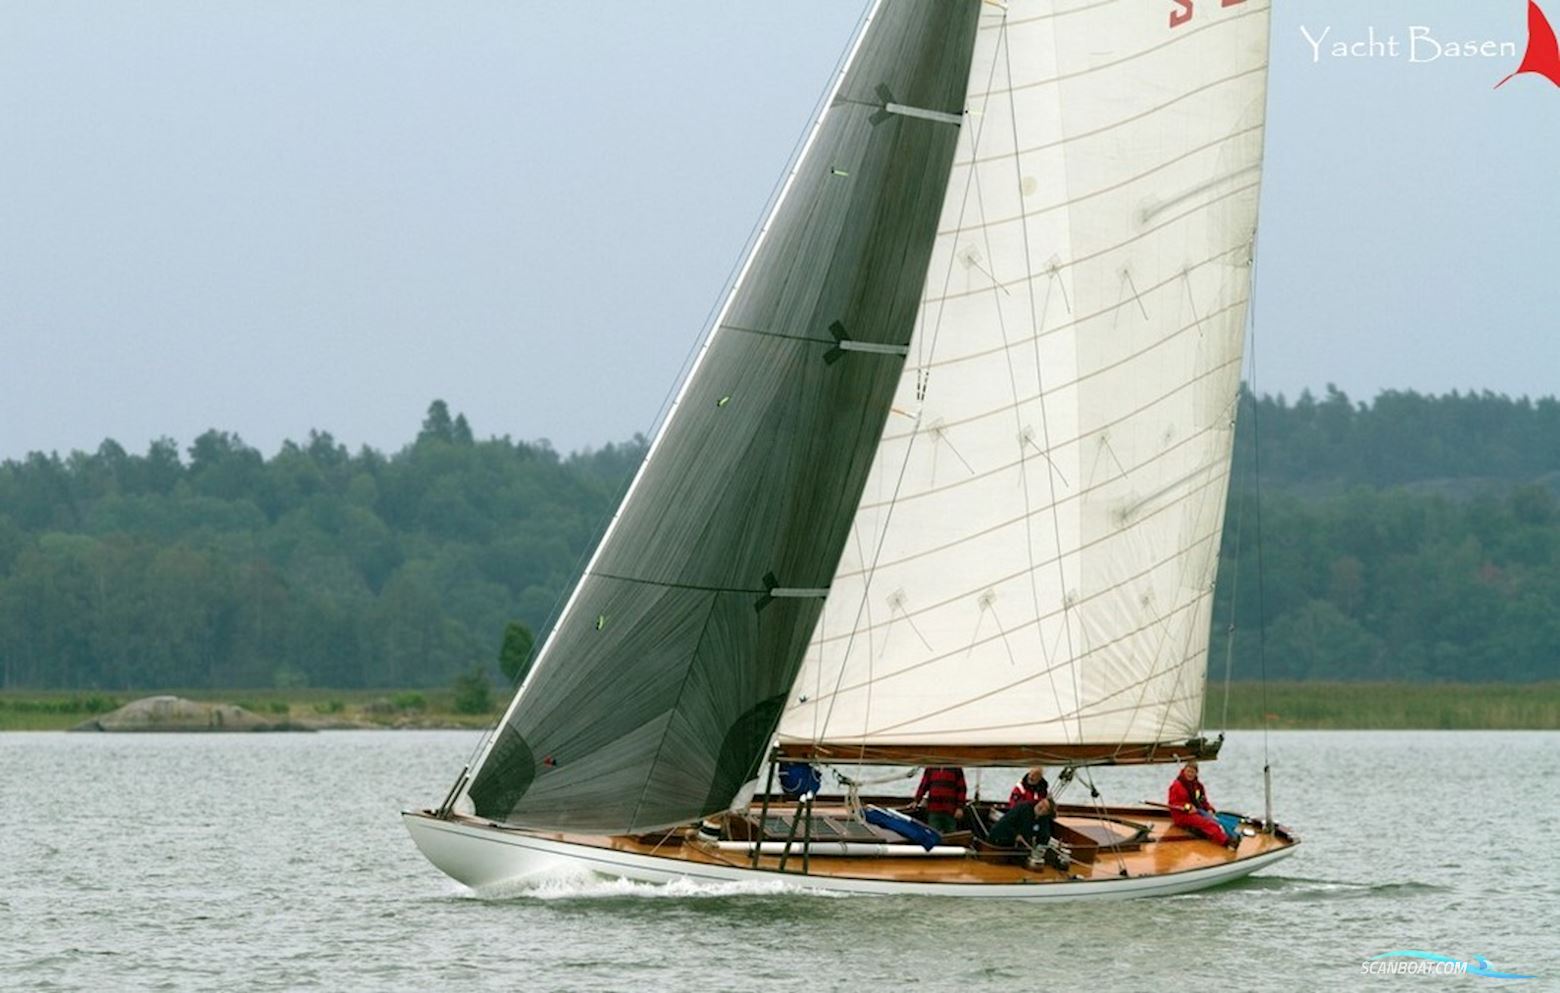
1170 0 1247 29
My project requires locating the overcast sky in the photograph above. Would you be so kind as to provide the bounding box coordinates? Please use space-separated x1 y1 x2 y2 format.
1 1 1554 461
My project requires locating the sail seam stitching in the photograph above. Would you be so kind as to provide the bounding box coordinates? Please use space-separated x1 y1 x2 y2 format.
812 468 1228 655
811 686 1208 742
855 685 1211 739
1136 281 1234 754
854 588 1214 737
810 522 1223 706
980 2 1268 98
861 352 1241 511
718 322 910 355
963 64 1265 166
590 571 768 595
997 0 1116 31
623 593 721 832
925 182 1258 308
939 122 1265 236
884 296 1246 440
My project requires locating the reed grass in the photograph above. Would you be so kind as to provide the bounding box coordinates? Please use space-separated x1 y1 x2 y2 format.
2 683 1556 732
1206 681 1560 730
0 687 494 731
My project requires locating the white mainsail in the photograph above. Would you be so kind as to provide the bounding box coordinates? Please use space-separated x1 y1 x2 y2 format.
779 0 1271 756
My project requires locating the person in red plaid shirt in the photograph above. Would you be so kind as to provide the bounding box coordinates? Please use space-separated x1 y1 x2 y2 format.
911 766 967 833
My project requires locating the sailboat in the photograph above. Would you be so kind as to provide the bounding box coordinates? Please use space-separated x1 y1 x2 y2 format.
405 0 1298 899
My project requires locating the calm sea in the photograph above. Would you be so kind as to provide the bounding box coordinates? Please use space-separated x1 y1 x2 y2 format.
3 729 1554 991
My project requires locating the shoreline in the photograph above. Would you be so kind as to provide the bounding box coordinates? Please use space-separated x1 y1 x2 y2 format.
2 682 1557 733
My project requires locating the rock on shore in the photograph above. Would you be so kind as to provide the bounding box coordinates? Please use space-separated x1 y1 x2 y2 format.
71 695 314 732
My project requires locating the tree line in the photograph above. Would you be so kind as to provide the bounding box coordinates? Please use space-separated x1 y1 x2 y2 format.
0 402 637 691
1213 386 1559 683
1 389 1556 690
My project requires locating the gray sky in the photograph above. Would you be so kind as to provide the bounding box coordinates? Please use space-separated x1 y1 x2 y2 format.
2 1 1555 461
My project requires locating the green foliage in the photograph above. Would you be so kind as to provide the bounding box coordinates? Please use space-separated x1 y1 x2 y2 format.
1208 681 1560 730
0 401 639 691
312 699 345 715
1210 387 1560 683
1235 385 1560 490
451 667 492 715
391 691 426 711
0 694 120 714
1 389 1556 690
420 401 452 444
498 620 536 684
273 666 309 690
0 687 536 731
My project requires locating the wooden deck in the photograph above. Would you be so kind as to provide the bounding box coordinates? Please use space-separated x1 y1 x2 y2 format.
507 802 1298 886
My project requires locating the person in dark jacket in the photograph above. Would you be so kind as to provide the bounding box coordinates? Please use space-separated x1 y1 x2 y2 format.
1168 759 1238 850
987 766 1055 848
912 766 967 833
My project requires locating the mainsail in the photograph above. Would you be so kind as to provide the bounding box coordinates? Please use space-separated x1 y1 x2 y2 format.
777 0 1271 763
464 0 983 833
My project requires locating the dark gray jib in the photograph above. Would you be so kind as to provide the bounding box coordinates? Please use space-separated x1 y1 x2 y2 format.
468 0 982 834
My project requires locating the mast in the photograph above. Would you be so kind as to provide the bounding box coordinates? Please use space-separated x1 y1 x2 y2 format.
461 0 984 833
777 0 1273 765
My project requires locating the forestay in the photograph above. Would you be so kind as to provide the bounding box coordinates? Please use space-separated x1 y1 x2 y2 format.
778 0 1271 761
463 0 983 833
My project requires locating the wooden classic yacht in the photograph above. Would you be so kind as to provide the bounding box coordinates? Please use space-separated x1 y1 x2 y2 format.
407 0 1294 900
407 794 1297 899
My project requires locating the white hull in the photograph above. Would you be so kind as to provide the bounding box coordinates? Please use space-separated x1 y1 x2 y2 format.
403 811 1297 901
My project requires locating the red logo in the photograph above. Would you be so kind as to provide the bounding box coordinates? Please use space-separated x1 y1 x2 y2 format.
1168 0 1246 30
1496 1 1560 87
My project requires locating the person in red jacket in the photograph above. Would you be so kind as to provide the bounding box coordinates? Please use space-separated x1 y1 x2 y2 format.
987 766 1055 848
1168 759 1239 850
912 766 967 833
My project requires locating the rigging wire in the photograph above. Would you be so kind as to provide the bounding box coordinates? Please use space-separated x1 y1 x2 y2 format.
998 7 1086 750
1118 261 1252 764
1219 383 1251 734
1079 767 1131 878
1245 253 1273 768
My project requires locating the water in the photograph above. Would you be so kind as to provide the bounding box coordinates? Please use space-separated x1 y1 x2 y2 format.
3 730 1555 991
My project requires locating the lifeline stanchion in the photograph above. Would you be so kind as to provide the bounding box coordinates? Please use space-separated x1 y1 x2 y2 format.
751 753 778 868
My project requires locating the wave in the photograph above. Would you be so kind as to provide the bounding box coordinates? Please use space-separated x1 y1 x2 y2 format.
1221 875 1449 901
466 868 852 902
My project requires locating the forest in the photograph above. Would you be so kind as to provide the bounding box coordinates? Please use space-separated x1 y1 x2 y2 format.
1 388 1556 690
